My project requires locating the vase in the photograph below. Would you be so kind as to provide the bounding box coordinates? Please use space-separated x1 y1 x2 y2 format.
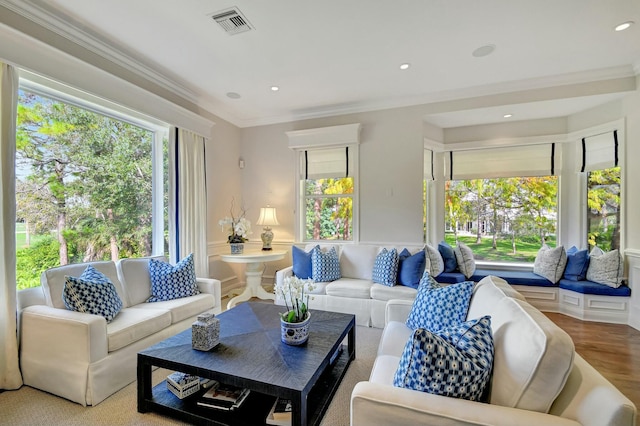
280 311 311 345
230 243 244 254
191 312 220 351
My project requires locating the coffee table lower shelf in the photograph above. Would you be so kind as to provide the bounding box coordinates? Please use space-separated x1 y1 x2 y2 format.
141 347 352 426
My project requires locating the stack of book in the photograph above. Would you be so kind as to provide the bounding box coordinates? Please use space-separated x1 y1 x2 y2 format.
196 382 250 411
266 397 292 426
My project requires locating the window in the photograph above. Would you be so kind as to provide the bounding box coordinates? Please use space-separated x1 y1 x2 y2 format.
587 167 620 251
300 147 354 241
444 177 558 262
442 143 560 263
580 130 621 251
15 86 168 289
423 148 434 242
287 123 361 242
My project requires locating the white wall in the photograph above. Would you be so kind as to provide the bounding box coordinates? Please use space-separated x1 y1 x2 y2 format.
239 105 429 248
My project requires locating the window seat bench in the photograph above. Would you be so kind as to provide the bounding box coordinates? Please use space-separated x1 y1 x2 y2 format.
435 267 631 324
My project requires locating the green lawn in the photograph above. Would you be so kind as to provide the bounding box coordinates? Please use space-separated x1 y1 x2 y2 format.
444 234 549 263
15 223 49 249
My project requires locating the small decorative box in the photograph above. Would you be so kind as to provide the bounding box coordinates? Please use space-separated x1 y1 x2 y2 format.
192 312 220 351
166 372 200 399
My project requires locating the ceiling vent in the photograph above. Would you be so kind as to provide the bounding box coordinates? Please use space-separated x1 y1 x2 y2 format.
210 7 253 35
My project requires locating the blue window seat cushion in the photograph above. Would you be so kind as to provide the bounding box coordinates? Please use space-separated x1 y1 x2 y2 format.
559 279 631 296
435 272 467 284
471 269 555 287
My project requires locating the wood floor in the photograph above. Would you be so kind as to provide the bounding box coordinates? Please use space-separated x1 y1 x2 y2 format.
546 312 640 417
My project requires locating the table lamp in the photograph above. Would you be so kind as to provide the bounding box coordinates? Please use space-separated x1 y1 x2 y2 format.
256 206 279 250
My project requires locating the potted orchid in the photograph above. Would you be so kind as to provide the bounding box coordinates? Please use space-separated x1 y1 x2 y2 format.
274 275 315 345
218 201 251 253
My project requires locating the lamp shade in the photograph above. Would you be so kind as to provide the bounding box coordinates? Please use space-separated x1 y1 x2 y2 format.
256 207 279 227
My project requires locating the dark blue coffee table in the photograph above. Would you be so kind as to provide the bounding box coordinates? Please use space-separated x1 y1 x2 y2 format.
137 302 356 426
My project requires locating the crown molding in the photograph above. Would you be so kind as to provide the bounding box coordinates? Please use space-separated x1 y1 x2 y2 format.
2 0 638 130
0 1 198 99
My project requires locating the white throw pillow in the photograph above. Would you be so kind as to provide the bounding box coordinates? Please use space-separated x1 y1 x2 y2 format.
586 248 624 288
454 242 476 279
532 245 567 284
424 244 444 277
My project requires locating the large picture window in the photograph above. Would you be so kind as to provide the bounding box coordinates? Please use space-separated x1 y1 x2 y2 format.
445 176 558 262
15 88 168 289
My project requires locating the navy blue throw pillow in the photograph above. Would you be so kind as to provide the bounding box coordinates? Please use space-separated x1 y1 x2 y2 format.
292 245 314 279
438 241 457 273
564 246 590 281
397 249 426 288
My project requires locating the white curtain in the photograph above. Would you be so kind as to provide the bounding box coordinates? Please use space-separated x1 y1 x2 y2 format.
0 62 23 389
168 127 209 278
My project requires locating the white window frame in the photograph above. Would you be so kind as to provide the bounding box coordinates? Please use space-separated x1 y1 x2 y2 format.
18 73 170 256
286 124 361 243
570 121 625 252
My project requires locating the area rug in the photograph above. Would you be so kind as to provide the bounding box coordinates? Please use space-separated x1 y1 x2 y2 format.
0 325 382 426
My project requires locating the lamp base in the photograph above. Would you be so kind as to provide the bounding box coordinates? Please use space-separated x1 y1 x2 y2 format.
261 227 274 251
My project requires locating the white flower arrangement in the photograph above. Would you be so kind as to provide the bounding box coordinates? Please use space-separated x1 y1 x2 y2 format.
218 200 252 243
274 275 315 323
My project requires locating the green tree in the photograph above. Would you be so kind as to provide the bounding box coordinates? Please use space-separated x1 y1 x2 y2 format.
15 90 155 287
587 167 620 250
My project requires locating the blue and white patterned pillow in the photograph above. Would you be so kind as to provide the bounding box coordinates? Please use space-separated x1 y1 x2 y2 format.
394 315 494 402
148 253 199 302
406 279 474 331
372 248 399 286
62 265 123 322
311 246 341 282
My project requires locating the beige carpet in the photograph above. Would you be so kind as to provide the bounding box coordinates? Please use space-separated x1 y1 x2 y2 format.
0 325 382 426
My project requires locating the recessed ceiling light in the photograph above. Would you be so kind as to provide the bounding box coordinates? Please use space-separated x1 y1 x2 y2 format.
472 44 496 58
400 63 410 70
226 92 241 99
270 86 280 92
615 21 634 31
503 114 513 118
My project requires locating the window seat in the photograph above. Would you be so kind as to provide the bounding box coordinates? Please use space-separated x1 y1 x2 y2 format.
433 271 466 283
471 269 555 286
559 278 631 296
435 267 632 324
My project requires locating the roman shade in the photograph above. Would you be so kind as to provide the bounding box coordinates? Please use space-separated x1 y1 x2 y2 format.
424 148 435 181
300 147 353 179
286 123 361 180
580 130 618 172
445 143 560 180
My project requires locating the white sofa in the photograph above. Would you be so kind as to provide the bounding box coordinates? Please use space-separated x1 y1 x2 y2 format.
350 275 636 426
17 256 222 406
275 244 425 328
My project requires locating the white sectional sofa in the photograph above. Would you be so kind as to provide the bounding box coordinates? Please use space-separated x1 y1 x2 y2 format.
275 244 424 328
351 276 636 426
17 256 222 406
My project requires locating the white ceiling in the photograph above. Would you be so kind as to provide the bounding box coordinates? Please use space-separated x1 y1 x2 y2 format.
4 0 640 128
